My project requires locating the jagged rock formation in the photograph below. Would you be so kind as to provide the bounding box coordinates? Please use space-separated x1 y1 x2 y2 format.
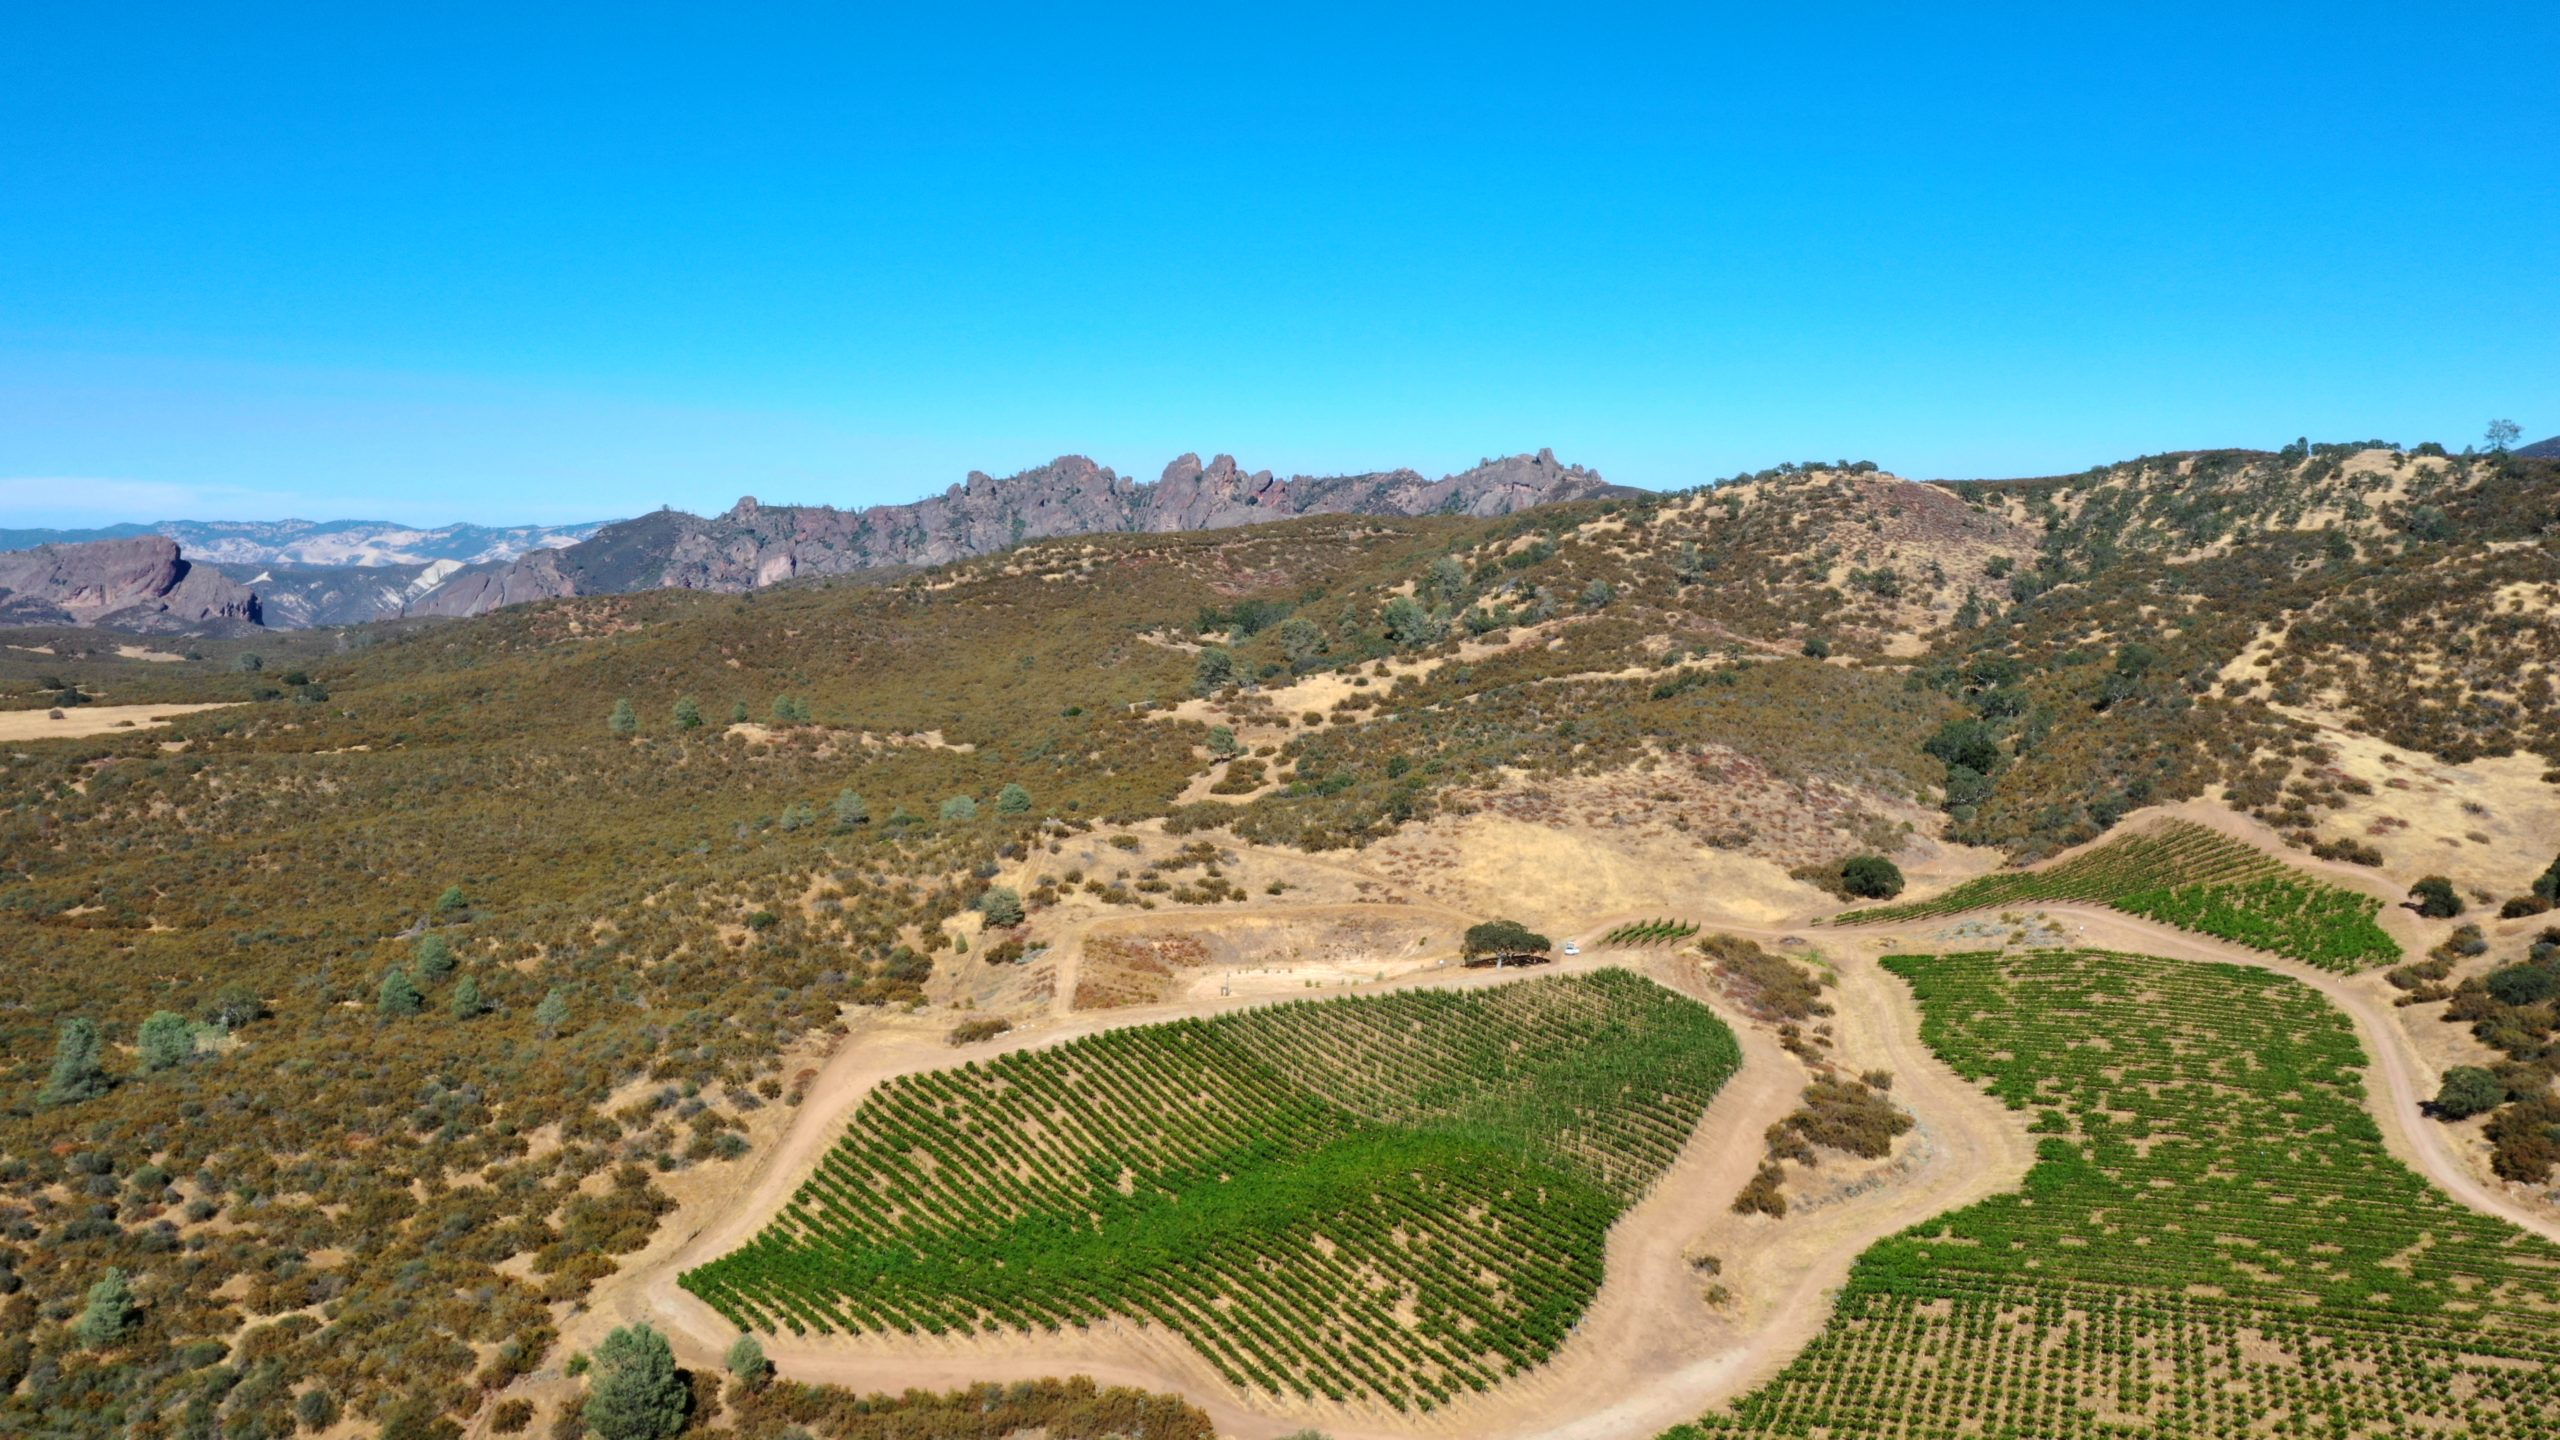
0 536 260 630
409 449 1625 617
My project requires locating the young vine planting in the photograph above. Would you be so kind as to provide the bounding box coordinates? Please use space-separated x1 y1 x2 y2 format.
1670 949 2560 1439
684 969 1738 1410
1836 819 2398 970
1603 919 1701 947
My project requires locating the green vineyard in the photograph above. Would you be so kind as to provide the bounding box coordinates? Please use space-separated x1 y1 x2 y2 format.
683 970 1739 1409
1670 949 2560 1439
1604 918 1701 946
1836 819 2398 970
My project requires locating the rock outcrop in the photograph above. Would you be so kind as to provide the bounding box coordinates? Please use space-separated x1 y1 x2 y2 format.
0 536 261 630
410 449 1625 617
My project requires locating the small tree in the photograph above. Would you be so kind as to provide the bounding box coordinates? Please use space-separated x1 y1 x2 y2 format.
137 1011 195 1072
2434 1066 2507 1119
75 1267 137 1349
725 1334 770 1392
673 696 703 730
535 988 570 1040
206 983 264 1032
1382 596 1437 648
1580 579 1616 609
434 884 468 916
996 782 1032 815
1194 646 1236 695
978 886 1026 928
831 789 869 830
413 933 456 983
1839 855 1905 900
1462 919 1551 961
940 795 979 822
1206 725 1243 759
582 1323 689 1440
2410 875 2464 919
770 695 811 725
2486 418 2522 454
41 1017 109 1105
729 699 750 724
609 698 638 736
1275 616 1326 669
449 976 485 1020
236 653 263 673
377 968 423 1017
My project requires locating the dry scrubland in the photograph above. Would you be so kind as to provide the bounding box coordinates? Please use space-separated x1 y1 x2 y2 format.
0 443 2556 1437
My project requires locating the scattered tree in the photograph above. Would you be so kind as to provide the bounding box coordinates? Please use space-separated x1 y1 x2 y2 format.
2410 875 2464 919
1840 854 1906 900
582 1323 689 1440
413 933 456 982
137 1011 195 1072
940 795 979 822
536 988 570 1040
1580 579 1616 609
978 886 1025 928
1275 616 1326 669
75 1267 137 1349
1194 646 1236 695
206 983 264 1032
1206 724 1244 759
1462 918 1552 961
729 699 749 724
449 975 486 1019
831 789 869 830
236 653 263 673
2486 418 2522 454
435 884 468 916
724 1334 769 1392
1382 595 1438 647
609 699 638 736
673 696 703 730
378 968 424 1017
996 782 1032 815
41 1016 109 1105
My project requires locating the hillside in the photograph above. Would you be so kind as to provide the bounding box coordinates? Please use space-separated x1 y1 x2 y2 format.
0 437 2556 1438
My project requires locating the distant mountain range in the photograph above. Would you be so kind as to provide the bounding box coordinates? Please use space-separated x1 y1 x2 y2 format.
2518 434 2560 459
0 517 604 568
0 449 1629 631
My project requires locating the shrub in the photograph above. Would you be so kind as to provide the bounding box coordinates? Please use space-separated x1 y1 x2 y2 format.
2410 875 2464 919
2432 1066 2507 1120
2485 962 2559 1008
724 1334 769 1390
609 699 638 736
1839 855 1905 900
1193 646 1236 694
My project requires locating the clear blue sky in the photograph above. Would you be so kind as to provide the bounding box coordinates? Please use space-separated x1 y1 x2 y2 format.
4 4 2553 527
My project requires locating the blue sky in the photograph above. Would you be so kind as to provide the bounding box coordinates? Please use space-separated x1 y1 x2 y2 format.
3 4 2553 527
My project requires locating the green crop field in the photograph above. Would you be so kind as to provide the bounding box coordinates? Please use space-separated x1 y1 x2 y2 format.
1669 949 2560 1439
683 969 1738 1410
1605 919 1701 946
1836 819 2398 970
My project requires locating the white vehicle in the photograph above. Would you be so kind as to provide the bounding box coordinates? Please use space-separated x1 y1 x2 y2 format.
1562 942 1581 956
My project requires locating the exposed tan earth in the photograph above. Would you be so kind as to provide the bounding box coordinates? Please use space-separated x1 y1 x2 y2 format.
533 794 2557 1440
0 701 236 741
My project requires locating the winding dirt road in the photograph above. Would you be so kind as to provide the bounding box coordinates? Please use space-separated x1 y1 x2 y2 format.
564 885 2558 1439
